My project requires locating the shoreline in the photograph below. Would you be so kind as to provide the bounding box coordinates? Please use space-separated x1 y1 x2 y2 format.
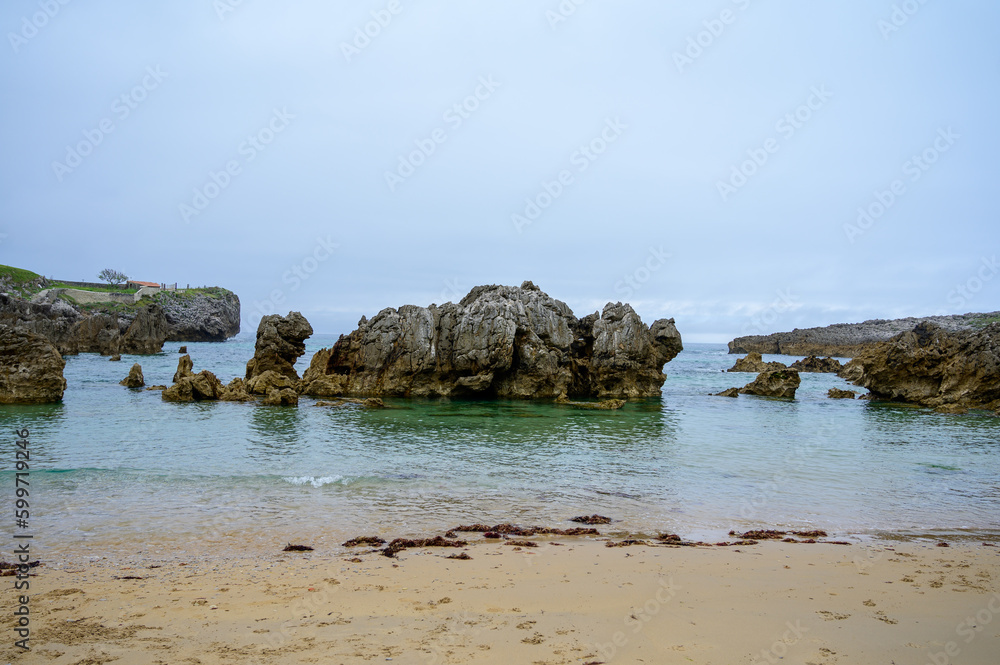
7 536 999 664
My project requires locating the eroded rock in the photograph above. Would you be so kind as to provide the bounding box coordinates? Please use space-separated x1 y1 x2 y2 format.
790 355 843 373
120 363 145 388
727 352 787 373
739 369 800 398
245 312 313 383
0 325 66 403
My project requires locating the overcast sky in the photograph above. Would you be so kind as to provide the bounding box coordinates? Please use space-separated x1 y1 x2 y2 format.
2 1 998 343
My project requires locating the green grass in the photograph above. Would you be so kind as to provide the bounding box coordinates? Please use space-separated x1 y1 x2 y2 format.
968 313 1000 329
0 264 42 283
49 282 139 294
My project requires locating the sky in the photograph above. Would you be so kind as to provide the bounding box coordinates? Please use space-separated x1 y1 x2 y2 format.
1 0 998 343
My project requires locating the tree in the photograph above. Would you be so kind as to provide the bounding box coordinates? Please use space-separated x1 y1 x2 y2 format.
98 268 128 287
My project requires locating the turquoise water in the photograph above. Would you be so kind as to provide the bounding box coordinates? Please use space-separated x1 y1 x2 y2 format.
2 338 999 559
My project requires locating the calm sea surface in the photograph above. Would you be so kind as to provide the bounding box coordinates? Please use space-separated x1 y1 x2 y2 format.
3 338 999 560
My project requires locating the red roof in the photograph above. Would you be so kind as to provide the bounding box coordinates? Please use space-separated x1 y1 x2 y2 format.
130 281 160 288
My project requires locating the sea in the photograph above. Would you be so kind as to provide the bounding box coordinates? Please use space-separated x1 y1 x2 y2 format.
3 338 999 561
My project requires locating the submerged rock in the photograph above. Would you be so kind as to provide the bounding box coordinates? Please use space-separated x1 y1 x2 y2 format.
556 397 626 410
739 369 800 398
827 388 857 399
714 387 740 398
245 312 313 383
120 363 145 388
300 282 682 399
790 355 843 373
0 324 67 403
847 322 1000 411
727 352 787 373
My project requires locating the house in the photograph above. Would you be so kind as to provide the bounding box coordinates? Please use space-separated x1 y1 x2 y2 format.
128 280 161 289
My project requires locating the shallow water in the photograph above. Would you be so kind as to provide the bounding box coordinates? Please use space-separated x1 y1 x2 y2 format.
2 339 999 559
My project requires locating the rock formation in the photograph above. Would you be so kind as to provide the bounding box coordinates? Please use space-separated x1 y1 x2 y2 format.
738 369 800 398
154 289 241 342
828 388 857 399
714 387 740 398
262 387 299 406
162 356 258 403
727 352 787 373
0 293 169 355
120 363 145 388
728 312 998 357
245 312 313 383
789 355 843 373
0 324 67 403
844 322 1000 410
300 282 683 399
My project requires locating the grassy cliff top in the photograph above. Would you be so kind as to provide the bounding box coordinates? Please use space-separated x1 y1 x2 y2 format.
0 264 42 283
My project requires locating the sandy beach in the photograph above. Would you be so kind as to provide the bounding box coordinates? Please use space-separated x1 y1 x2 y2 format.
6 535 999 665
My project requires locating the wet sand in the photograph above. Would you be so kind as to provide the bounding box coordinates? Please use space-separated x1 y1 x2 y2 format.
5 535 999 665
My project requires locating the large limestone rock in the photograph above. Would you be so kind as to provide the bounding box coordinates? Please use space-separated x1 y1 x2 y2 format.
300 282 683 399
789 355 843 373
162 355 225 402
739 369 800 398
120 363 145 388
0 325 67 403
245 312 313 383
155 289 241 342
727 352 787 373
120 303 170 354
846 322 1000 410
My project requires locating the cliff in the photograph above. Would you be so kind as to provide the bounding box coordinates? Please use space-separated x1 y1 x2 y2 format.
728 312 998 357
151 288 240 342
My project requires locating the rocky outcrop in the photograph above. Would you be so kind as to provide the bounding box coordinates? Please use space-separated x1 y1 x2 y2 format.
714 387 740 398
120 363 145 388
262 387 299 406
162 356 260 403
828 388 857 399
152 289 241 342
727 352 787 373
845 322 1000 410
739 369 800 398
300 282 683 399
728 312 998 357
246 313 313 383
0 293 169 355
0 325 67 403
789 355 843 373
246 370 297 396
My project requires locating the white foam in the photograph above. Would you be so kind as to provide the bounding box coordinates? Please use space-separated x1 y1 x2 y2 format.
283 475 344 488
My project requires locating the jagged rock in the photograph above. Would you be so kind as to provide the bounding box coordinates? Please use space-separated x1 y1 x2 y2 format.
363 397 386 409
262 386 298 406
179 346 187 354
837 359 865 382
828 388 856 399
790 355 843 373
220 377 255 402
300 282 682 399
120 303 170 354
246 369 296 396
146 385 167 391
739 369 800 398
728 312 998 357
245 312 313 383
154 289 241 342
109 354 121 361
119 363 145 388
173 355 194 382
846 322 1000 410
714 387 740 398
727 352 787 373
0 325 66 403
162 356 224 402
935 404 969 415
